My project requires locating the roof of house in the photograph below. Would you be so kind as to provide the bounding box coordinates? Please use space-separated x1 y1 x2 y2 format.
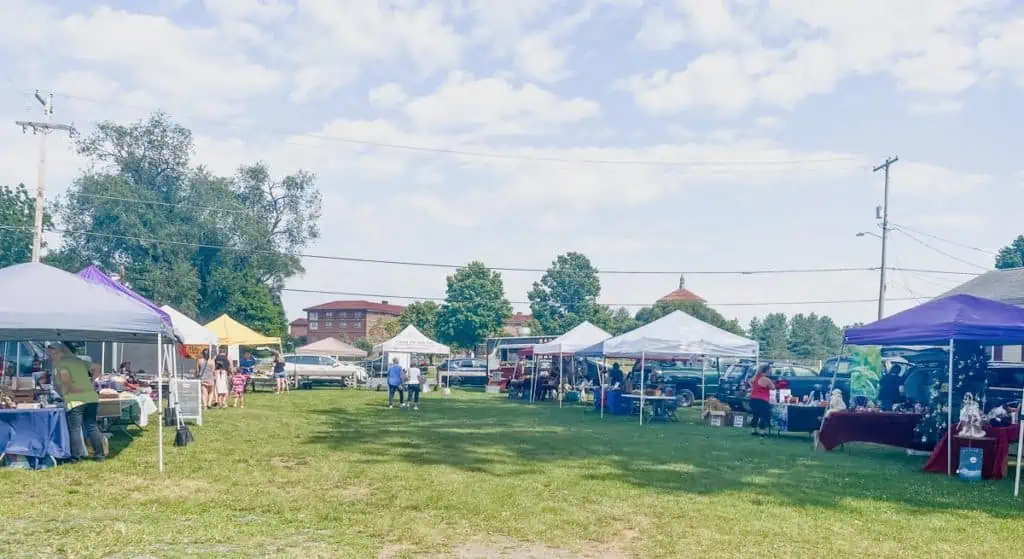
658 273 705 303
940 268 1024 307
506 312 533 326
289 318 308 326
303 300 407 314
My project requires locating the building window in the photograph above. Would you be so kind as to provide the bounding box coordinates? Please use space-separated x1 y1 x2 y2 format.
309 312 318 320
325 321 333 328
309 322 319 330
324 311 334 318
354 321 363 329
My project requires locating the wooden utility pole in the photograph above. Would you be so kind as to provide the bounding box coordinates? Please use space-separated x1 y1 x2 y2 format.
872 155 899 320
15 90 75 262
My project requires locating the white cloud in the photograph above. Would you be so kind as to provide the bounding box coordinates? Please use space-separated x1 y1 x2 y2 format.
513 34 570 82
635 0 749 50
634 8 687 50
202 0 293 22
914 214 985 231
368 84 409 110
402 72 600 136
978 18 1024 86
908 99 963 115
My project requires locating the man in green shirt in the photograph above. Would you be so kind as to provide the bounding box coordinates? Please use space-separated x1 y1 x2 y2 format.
48 344 105 461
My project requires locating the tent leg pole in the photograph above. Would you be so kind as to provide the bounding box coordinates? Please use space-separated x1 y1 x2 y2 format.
947 338 954 477
816 343 847 449
639 351 646 426
1015 385 1024 496
701 356 706 404
600 357 606 419
559 352 563 409
157 332 164 473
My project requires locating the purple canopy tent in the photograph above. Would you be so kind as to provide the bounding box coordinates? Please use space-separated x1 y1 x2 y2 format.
77 266 172 327
841 294 1024 486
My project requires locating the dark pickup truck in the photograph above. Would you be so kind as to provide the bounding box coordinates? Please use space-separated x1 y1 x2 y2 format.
716 361 850 411
629 359 721 408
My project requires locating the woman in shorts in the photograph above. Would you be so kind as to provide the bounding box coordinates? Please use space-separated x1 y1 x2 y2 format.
273 354 287 394
196 349 215 409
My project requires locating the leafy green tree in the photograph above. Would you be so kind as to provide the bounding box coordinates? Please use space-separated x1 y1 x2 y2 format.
788 313 824 359
635 299 744 335
528 252 611 334
610 307 639 335
352 338 373 353
368 317 401 343
996 235 1024 269
400 301 439 339
0 183 52 267
51 112 320 336
749 313 789 359
436 261 512 350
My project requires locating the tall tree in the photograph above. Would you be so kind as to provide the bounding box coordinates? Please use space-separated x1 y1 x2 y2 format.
52 112 321 335
436 261 512 350
0 184 52 268
996 235 1024 269
528 252 610 334
368 318 401 343
788 313 825 359
749 313 789 359
610 307 639 335
635 300 744 335
400 301 439 339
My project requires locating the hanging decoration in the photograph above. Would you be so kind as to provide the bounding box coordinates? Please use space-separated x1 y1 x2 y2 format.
913 342 989 447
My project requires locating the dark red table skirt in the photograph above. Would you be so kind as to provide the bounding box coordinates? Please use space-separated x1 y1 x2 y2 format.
818 411 926 451
923 423 1019 480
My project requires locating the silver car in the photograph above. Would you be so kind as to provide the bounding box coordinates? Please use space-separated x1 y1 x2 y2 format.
284 354 366 389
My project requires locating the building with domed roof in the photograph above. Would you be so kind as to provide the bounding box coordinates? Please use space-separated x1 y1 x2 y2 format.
658 274 705 303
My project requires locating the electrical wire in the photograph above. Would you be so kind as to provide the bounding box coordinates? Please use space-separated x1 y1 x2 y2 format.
891 223 997 256
69 193 253 214
892 228 990 272
0 224 981 276
280 287 932 308
0 86 866 169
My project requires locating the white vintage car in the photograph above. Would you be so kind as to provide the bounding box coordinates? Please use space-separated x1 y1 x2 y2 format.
283 354 366 389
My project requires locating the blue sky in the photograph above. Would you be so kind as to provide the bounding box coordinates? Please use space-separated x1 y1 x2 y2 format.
1 0 1022 328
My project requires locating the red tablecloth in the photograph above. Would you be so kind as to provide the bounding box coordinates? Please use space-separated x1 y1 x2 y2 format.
923 423 1020 479
818 411 925 451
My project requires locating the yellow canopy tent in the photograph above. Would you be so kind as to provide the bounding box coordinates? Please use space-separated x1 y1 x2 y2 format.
204 314 282 346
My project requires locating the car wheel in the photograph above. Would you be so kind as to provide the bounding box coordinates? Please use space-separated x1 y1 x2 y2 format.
677 389 695 408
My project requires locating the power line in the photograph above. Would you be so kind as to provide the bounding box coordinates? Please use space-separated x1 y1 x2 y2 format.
280 287 933 308
27 88 867 169
892 228 989 272
69 192 253 214
0 224 981 276
891 223 998 256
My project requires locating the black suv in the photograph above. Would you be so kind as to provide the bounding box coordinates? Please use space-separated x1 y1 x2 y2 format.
716 361 846 411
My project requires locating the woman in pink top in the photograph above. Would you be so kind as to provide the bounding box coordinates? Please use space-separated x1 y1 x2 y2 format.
749 364 775 436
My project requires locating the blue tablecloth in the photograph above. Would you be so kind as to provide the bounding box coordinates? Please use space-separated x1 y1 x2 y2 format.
0 408 71 460
595 389 633 416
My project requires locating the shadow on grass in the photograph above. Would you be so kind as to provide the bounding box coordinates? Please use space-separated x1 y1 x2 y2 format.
305 395 1024 518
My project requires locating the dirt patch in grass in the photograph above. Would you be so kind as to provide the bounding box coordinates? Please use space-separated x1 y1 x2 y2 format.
270 455 312 468
436 537 627 559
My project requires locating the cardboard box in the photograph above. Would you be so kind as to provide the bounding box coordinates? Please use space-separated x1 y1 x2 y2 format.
731 413 749 428
706 410 727 427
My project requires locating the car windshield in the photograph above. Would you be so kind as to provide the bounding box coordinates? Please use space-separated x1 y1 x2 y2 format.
723 364 750 379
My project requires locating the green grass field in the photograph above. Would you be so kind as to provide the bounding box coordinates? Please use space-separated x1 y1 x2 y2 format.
0 389 1021 557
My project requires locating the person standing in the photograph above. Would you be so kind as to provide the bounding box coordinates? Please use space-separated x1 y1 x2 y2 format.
196 349 215 410
386 358 405 409
749 364 776 436
273 354 287 394
406 364 422 411
878 363 904 411
231 366 247 408
49 344 105 461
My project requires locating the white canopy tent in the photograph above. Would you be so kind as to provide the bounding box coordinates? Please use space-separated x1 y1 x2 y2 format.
0 262 174 471
160 306 219 346
530 321 611 408
374 325 451 387
297 337 367 359
577 310 759 424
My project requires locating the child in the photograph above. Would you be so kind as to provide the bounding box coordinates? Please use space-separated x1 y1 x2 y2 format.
214 362 230 408
231 365 246 409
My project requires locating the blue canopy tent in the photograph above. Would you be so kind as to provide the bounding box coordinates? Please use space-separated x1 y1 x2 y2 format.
841 294 1024 488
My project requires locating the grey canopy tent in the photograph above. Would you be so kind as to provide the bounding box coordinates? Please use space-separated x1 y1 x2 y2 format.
0 262 175 471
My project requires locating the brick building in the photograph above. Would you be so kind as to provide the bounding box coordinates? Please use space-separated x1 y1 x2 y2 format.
658 274 704 303
503 312 533 336
302 300 406 343
289 318 309 338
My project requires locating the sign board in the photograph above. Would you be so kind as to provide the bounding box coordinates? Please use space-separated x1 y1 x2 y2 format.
171 379 203 425
732 414 745 428
709 415 723 427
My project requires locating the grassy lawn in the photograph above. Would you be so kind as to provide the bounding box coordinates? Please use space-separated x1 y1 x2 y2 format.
0 389 1022 557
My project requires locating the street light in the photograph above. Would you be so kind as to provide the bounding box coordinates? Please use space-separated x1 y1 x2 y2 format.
856 231 881 240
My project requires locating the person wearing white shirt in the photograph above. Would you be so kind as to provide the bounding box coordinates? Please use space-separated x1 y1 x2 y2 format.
405 366 422 410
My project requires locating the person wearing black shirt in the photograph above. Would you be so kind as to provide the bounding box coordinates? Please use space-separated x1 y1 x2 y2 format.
879 363 904 411
214 348 230 374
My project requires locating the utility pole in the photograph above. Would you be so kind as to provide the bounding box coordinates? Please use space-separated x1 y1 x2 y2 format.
15 90 75 262
873 155 898 320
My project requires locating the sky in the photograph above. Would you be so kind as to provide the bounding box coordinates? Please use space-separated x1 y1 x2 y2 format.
1 0 1022 329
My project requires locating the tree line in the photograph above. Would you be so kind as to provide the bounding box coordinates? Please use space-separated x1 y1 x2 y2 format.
3 111 1003 356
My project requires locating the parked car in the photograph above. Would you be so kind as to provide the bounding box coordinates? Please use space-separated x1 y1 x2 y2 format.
716 361 847 411
629 359 721 408
984 362 1024 412
284 354 365 389
438 358 488 386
